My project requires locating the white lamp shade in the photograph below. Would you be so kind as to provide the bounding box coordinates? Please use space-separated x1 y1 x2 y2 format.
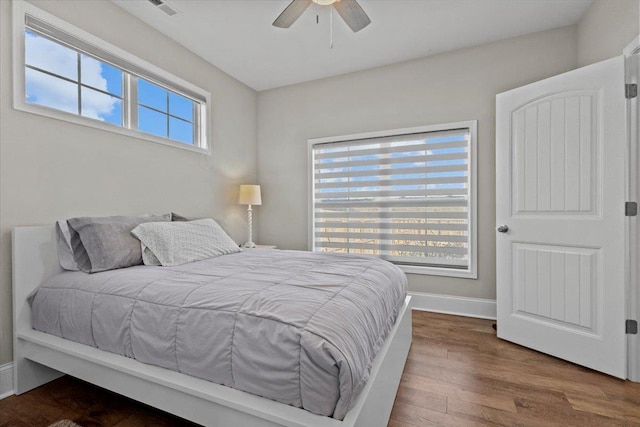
238 185 262 205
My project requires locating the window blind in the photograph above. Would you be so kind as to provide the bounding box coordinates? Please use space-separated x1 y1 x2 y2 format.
311 128 471 269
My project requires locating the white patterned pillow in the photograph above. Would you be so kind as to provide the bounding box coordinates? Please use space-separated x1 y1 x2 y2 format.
131 218 240 267
141 243 162 266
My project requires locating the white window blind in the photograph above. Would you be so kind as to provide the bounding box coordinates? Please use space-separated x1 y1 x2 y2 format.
311 126 473 271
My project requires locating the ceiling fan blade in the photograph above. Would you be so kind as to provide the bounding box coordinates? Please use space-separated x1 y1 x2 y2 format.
333 0 371 32
273 0 313 28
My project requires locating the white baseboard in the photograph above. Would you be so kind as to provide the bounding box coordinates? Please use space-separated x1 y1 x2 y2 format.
409 291 496 320
0 362 14 399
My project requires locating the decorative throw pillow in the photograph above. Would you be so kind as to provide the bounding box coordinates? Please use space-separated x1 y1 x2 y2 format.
67 214 170 273
131 218 240 267
55 221 79 271
171 213 231 234
141 243 162 266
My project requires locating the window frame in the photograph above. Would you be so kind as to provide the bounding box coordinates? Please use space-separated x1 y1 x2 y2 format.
308 121 478 279
12 0 211 154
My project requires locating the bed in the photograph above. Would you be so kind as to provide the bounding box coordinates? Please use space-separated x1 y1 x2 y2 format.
13 225 412 427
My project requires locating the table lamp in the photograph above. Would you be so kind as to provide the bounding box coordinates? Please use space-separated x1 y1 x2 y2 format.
238 184 262 248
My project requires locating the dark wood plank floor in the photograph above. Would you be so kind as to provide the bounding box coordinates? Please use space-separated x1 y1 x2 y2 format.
2 311 640 426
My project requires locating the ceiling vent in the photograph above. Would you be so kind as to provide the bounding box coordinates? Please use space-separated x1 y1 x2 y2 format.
147 0 179 17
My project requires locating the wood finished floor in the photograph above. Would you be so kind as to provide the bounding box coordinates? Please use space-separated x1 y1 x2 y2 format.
1 311 640 426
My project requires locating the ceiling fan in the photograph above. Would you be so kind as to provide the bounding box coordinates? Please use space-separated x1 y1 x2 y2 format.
273 0 371 33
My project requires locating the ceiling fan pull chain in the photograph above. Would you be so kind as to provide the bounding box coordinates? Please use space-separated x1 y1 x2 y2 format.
329 6 333 49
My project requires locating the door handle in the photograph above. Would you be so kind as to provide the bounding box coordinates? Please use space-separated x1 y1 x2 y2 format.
497 225 509 233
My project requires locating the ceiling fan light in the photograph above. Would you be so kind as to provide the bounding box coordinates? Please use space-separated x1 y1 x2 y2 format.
312 0 338 5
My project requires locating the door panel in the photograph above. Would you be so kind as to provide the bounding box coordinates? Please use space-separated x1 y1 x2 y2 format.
496 56 626 378
512 91 598 216
512 243 598 331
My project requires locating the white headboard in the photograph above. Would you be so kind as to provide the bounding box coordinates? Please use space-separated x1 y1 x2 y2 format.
12 226 65 393
12 226 62 337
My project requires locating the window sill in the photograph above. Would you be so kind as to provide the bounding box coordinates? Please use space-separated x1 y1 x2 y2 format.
13 101 210 156
399 264 477 279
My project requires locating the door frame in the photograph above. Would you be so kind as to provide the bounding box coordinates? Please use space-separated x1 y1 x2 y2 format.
624 35 640 382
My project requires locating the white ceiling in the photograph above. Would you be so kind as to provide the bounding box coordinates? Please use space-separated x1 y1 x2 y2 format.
113 0 593 91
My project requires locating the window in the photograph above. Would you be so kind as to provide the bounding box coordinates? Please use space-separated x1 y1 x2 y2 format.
309 122 477 278
14 4 209 152
137 79 196 144
25 30 124 126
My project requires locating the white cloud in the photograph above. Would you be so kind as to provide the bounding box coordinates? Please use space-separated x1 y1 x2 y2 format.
25 31 76 80
80 56 109 91
81 85 119 121
25 31 118 121
26 68 78 114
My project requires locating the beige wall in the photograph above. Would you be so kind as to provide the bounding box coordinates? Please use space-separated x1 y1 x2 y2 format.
256 26 579 302
577 0 639 66
0 0 258 364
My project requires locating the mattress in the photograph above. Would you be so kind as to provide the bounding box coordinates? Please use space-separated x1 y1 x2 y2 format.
30 249 407 419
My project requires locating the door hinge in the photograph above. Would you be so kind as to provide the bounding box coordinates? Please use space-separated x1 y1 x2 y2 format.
625 201 638 216
627 319 638 335
626 83 638 99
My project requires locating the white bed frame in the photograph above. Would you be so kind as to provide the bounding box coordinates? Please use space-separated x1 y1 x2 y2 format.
12 226 412 427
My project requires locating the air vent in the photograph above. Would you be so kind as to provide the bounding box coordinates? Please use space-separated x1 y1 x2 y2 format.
147 0 179 16
159 4 178 16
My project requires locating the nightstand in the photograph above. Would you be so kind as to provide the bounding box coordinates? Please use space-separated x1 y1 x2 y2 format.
242 245 277 250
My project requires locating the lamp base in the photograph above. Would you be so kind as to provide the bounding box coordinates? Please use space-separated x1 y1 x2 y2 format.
243 241 256 248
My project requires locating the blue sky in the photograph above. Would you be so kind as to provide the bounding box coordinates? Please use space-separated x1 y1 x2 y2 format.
25 30 193 145
138 79 193 144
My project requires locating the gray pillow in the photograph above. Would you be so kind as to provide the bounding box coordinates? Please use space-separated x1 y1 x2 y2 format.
55 220 79 271
171 212 191 221
67 214 170 273
132 218 241 267
171 212 230 234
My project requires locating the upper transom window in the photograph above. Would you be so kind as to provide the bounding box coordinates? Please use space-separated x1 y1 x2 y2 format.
14 3 209 153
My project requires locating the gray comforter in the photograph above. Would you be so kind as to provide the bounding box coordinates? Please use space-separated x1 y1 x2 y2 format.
31 249 407 419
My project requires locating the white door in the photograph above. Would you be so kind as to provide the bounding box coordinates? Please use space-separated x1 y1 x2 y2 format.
496 56 627 378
